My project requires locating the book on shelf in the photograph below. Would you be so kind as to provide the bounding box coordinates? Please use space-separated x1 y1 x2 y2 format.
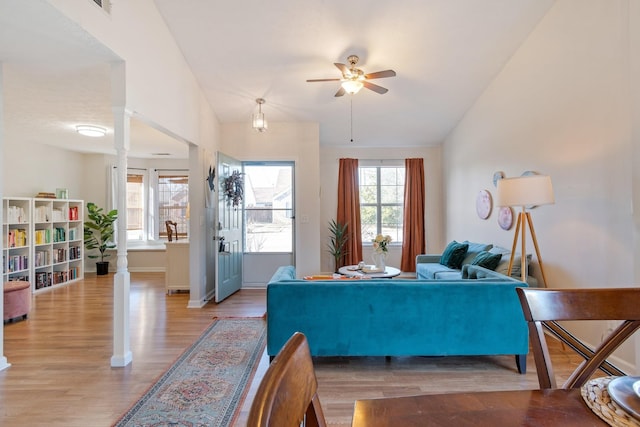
6 205 27 223
68 226 79 241
7 255 28 272
34 205 50 222
69 206 79 221
53 227 66 242
34 229 51 244
7 229 28 247
35 192 57 199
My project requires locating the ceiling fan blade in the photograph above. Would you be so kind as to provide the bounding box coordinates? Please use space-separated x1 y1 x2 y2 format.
363 81 388 94
334 87 346 97
334 62 349 75
306 78 341 82
364 69 396 79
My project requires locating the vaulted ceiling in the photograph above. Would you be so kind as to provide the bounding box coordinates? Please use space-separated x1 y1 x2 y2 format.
0 0 556 158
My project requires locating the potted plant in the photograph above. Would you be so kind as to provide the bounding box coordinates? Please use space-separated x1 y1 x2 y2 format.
327 219 349 272
84 202 118 275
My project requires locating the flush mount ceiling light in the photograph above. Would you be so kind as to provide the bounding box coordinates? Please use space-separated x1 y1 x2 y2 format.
76 125 106 137
252 98 268 133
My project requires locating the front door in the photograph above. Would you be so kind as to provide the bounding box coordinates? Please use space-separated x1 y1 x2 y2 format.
215 152 243 302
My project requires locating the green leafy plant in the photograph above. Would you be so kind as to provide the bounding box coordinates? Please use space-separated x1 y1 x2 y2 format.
327 219 349 272
84 202 118 263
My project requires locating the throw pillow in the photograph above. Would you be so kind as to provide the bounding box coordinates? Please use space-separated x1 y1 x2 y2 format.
490 246 532 278
470 251 502 271
439 241 469 269
461 241 494 266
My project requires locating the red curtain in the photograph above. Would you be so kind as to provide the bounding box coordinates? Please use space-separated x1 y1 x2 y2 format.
337 158 362 267
400 158 425 272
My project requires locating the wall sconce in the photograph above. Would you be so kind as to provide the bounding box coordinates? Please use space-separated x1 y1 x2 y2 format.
252 98 268 132
76 125 106 137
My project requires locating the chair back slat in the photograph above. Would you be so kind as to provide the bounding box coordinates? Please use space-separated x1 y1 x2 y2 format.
516 287 640 390
519 288 640 321
248 332 327 427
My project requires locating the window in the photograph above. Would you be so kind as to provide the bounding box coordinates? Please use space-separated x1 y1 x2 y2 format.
158 175 189 239
118 168 189 242
243 163 294 253
359 165 405 244
126 173 144 240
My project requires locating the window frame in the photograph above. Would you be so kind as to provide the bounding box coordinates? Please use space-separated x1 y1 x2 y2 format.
157 173 189 240
359 161 405 246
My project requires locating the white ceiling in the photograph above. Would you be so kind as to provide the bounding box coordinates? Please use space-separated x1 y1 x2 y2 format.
0 0 556 159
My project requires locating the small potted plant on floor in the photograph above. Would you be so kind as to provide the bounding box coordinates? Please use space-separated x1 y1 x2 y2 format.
84 202 118 275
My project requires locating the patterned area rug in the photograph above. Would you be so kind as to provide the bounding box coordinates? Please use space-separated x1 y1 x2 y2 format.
114 318 266 427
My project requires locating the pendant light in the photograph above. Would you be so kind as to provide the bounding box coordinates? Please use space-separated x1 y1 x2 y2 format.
252 98 268 132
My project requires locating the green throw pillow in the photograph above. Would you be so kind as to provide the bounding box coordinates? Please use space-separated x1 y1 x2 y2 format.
471 251 502 271
439 241 469 269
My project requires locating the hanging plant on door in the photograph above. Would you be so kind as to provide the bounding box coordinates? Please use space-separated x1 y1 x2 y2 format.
223 170 244 207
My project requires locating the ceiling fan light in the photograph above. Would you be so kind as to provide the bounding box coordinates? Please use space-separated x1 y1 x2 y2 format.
341 80 364 95
76 124 106 137
252 98 268 132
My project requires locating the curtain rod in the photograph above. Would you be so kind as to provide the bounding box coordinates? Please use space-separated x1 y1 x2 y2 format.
154 168 189 172
112 166 147 171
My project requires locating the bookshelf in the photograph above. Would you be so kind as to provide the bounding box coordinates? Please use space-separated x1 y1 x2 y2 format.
32 198 84 292
2 197 32 284
2 197 84 293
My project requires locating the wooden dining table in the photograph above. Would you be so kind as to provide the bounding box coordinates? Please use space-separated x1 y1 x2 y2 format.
351 388 609 426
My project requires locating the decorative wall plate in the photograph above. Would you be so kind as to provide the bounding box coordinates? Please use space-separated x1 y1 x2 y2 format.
493 171 505 187
476 189 492 219
498 206 514 230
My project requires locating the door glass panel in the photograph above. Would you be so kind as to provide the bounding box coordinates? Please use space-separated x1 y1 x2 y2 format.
244 164 293 253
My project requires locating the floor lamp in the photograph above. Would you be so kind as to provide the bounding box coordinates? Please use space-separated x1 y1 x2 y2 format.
496 175 554 287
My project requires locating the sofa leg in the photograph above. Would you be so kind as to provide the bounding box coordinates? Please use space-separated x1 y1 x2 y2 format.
515 354 527 374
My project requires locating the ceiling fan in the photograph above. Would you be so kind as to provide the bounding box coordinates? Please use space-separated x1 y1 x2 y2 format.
307 55 396 97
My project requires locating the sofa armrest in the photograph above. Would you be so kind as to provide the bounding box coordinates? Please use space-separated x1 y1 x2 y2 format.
268 265 296 283
416 254 441 264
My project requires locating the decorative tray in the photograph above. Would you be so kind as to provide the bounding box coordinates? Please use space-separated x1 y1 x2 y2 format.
608 376 640 420
361 266 385 274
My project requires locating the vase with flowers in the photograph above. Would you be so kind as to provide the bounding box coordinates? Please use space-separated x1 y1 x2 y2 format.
371 234 392 270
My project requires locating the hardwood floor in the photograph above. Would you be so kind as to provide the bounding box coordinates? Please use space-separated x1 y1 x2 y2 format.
0 273 582 427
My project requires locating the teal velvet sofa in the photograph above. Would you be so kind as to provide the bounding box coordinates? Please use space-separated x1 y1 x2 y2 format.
267 264 529 373
416 240 539 286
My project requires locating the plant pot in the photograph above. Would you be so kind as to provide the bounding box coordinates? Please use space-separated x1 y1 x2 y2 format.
96 261 110 275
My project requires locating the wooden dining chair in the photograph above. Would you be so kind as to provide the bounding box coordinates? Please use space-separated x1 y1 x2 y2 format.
516 287 640 389
165 220 178 242
247 332 327 427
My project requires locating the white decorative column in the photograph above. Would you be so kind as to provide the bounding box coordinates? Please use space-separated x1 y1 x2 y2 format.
0 63 10 372
110 63 132 367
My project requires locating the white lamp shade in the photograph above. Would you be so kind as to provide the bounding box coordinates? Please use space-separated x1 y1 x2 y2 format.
496 175 554 208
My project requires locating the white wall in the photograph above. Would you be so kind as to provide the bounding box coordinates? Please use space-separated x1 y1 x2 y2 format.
443 0 638 371
3 140 87 198
221 122 321 277
319 146 444 273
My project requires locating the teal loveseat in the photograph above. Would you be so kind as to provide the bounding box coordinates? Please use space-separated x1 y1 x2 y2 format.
267 264 529 373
